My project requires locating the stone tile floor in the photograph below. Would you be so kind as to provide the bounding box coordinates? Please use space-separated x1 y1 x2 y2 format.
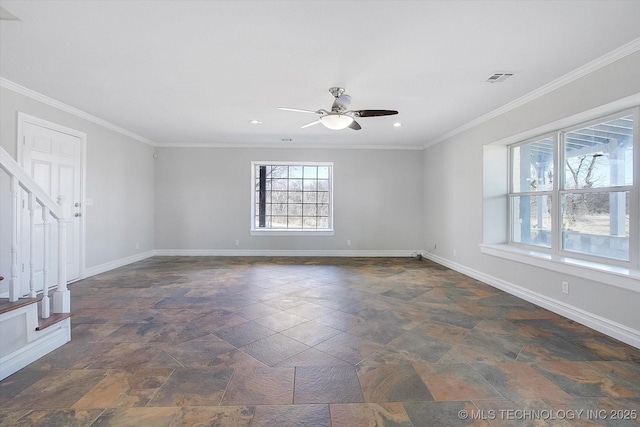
1 257 639 426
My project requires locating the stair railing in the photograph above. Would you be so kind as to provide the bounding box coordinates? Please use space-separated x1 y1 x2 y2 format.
0 146 70 318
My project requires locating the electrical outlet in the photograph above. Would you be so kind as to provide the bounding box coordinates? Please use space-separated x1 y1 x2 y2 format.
235 240 240 246
562 281 569 294
453 249 457 257
347 240 351 246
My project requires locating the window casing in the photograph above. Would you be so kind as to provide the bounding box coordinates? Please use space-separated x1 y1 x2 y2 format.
508 108 638 267
251 162 333 234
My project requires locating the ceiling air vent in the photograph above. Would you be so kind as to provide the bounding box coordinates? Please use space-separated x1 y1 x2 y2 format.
485 72 514 83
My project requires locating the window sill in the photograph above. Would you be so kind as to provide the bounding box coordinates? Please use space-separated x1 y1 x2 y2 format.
480 244 640 293
250 229 335 237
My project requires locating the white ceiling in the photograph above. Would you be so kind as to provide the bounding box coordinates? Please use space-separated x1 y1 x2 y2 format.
1 1 640 149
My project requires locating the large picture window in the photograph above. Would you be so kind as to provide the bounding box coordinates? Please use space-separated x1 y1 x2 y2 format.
251 162 333 232
509 109 637 265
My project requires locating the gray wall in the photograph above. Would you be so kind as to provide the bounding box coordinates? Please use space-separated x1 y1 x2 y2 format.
0 86 156 282
154 147 424 253
423 51 640 334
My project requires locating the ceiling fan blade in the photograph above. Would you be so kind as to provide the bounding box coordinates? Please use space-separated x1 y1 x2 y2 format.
331 94 351 111
278 107 320 114
355 110 399 117
301 120 322 129
349 120 361 130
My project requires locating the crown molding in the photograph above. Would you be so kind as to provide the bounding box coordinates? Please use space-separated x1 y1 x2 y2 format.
154 142 424 150
424 36 640 149
0 78 158 147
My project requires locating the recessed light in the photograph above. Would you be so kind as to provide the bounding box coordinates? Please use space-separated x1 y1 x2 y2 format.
249 120 262 125
393 122 402 127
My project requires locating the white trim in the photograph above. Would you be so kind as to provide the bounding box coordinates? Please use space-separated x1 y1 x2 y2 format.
0 317 70 381
17 112 88 281
490 94 640 148
250 161 334 233
250 230 335 236
425 37 640 148
82 250 155 279
1 78 158 147
424 252 640 349
480 244 640 293
153 249 416 257
156 142 424 150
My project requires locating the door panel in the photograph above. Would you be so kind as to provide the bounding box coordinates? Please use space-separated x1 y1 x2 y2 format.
21 120 82 292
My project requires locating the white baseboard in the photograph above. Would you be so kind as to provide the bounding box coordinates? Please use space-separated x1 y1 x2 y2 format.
0 318 71 381
153 249 418 257
424 253 640 349
82 250 155 279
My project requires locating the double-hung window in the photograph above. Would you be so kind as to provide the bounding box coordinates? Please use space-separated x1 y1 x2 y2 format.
509 108 638 266
251 162 333 234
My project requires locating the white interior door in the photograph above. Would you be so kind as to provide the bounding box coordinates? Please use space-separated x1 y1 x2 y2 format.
20 117 83 292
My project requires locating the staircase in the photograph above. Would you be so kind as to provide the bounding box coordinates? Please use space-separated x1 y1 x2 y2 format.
0 147 72 381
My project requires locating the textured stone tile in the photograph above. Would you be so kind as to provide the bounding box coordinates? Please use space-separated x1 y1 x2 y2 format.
315 332 383 365
413 363 502 401
404 401 492 427
172 406 254 427
25 341 118 370
72 367 174 409
517 337 602 362
357 364 433 403
472 362 570 400
0 410 31 427
4 409 105 427
540 396 640 427
274 348 352 367
222 367 294 405
329 402 413 427
239 334 309 366
147 368 233 406
253 311 308 332
533 361 640 398
251 404 330 427
1 369 106 410
231 302 281 320
85 343 165 370
262 296 306 311
284 302 336 320
314 311 366 331
91 407 179 427
213 321 275 347
162 334 236 367
280 321 341 346
576 336 640 362
367 328 452 365
0 370 50 399
12 257 638 427
472 398 574 427
294 366 363 404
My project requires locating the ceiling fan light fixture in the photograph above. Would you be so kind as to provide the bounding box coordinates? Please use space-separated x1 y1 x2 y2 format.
319 114 354 130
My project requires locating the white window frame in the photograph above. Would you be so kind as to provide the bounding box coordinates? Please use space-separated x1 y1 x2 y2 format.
481 97 640 292
506 107 639 269
250 161 334 236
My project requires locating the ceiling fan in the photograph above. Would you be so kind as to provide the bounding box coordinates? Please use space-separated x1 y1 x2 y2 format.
278 87 398 131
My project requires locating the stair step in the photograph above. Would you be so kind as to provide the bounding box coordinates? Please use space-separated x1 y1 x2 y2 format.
0 297 43 315
36 313 72 331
